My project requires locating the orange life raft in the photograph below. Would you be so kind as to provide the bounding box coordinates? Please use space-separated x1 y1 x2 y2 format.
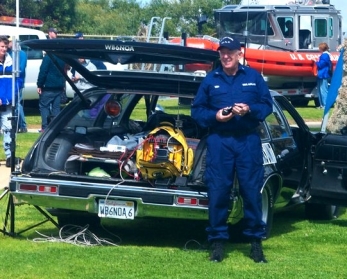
170 37 339 77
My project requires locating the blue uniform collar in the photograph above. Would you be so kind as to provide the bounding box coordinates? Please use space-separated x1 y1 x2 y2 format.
214 63 246 78
214 63 245 79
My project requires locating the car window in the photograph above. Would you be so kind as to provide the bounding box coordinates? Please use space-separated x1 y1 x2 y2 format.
266 102 297 157
64 93 115 130
19 34 43 59
266 104 291 139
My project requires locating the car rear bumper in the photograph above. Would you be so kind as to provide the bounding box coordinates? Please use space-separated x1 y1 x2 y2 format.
9 176 213 220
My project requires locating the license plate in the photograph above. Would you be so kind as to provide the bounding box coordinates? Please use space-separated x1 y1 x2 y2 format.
98 199 134 219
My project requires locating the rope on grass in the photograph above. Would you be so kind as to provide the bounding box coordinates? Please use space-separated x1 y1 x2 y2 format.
31 224 121 246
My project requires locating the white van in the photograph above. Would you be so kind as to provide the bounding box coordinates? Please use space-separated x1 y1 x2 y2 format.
0 25 47 100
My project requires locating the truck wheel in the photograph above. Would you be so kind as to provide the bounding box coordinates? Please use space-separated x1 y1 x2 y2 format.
290 99 309 107
305 203 339 220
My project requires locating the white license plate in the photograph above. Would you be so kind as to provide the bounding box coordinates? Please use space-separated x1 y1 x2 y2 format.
98 199 134 219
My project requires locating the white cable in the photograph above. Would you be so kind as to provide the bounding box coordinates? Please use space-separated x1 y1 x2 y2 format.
31 224 121 246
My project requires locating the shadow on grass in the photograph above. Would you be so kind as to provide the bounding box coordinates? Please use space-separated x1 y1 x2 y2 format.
5 201 343 250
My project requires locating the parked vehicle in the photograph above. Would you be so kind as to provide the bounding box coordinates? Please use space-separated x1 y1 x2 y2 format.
0 24 46 101
9 39 341 237
170 0 343 107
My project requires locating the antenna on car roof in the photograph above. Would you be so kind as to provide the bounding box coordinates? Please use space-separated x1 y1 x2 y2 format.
175 82 183 130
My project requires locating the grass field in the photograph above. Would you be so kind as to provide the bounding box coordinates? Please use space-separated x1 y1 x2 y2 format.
0 199 346 278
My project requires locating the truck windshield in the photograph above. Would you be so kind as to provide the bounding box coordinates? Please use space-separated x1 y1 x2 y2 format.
215 11 274 40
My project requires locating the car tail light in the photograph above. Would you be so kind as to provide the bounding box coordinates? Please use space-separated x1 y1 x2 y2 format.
177 197 198 205
38 185 58 194
198 199 209 206
19 184 37 191
19 184 58 194
176 196 208 207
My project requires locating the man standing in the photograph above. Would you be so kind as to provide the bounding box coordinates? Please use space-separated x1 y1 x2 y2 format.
192 37 273 263
0 36 23 167
71 58 97 94
48 27 58 39
37 53 65 132
73 32 107 70
7 36 28 133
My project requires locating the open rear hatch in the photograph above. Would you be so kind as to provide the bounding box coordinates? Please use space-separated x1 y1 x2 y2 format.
310 133 347 206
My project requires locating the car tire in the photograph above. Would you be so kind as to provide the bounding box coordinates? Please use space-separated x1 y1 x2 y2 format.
305 203 339 220
261 182 275 239
229 181 275 242
290 99 309 107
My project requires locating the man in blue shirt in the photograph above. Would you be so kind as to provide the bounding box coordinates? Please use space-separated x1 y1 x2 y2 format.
192 37 273 263
7 36 28 133
73 32 107 70
37 54 66 132
0 36 22 167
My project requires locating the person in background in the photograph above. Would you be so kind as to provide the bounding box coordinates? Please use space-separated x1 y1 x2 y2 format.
284 20 293 38
7 36 28 133
192 36 273 263
313 42 332 109
71 58 97 94
0 36 23 167
47 27 58 39
73 32 107 70
37 53 66 132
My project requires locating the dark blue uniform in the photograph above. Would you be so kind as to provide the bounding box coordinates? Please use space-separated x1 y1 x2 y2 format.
192 63 273 242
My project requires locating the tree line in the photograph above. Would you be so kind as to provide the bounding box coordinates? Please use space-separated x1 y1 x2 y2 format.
1 0 240 38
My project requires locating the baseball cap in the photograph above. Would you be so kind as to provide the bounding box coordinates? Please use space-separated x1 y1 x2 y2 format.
48 27 58 34
74 32 84 39
217 37 241 51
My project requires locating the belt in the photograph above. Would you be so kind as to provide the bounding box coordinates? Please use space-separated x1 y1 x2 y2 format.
211 127 257 137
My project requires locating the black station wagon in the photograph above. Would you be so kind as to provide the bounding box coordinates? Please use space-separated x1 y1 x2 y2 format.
8 39 346 237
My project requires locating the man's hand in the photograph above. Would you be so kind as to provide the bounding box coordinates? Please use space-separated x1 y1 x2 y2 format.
37 88 42 95
216 108 234 122
233 103 250 116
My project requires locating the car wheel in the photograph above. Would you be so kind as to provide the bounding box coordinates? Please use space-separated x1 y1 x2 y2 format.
56 211 101 231
305 203 339 220
229 181 275 242
261 182 275 239
290 99 309 107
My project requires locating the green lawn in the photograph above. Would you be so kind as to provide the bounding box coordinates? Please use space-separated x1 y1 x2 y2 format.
0 200 346 278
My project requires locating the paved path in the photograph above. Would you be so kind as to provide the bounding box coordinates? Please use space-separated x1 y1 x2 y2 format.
0 163 11 190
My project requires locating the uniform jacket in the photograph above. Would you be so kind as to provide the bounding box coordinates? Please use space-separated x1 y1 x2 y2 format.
316 51 332 80
8 48 27 89
74 59 97 92
192 64 273 133
37 54 65 90
0 52 23 106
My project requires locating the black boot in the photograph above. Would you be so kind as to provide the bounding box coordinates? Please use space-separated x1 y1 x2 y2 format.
250 239 267 263
209 240 225 262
